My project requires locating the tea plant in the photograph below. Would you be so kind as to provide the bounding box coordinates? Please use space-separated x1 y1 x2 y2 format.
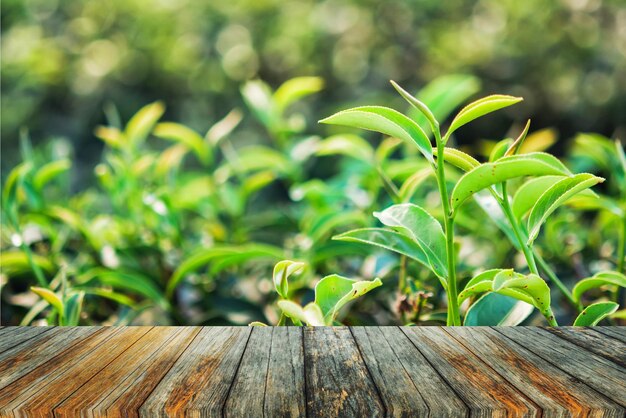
250 259 381 326
321 81 618 326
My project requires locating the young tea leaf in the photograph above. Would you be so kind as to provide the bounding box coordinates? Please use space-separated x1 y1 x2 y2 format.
504 119 531 156
464 292 534 326
488 139 513 162
373 203 447 278
153 123 211 165
492 271 555 324
451 154 570 213
31 287 64 319
406 74 481 133
314 274 382 321
458 269 504 304
511 176 567 221
273 76 324 113
445 95 523 140
527 173 605 244
433 147 480 172
573 302 619 326
33 159 71 191
319 106 433 163
572 271 626 303
125 101 165 147
390 80 438 133
333 228 442 286
273 260 306 299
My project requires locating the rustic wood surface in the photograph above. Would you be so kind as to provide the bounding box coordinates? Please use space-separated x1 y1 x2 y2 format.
0 327 624 417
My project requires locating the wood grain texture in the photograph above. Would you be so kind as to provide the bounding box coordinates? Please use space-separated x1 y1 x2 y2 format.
593 326 626 343
304 327 385 417
139 326 251 417
0 326 100 388
402 326 538 417
352 326 466 417
545 326 626 366
496 326 626 408
447 327 624 417
0 326 51 353
0 326 624 417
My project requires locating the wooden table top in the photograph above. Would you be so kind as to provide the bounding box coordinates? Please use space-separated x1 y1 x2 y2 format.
0 326 624 417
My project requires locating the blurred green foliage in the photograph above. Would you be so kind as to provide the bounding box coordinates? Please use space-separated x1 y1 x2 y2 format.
2 0 625 172
1 0 625 326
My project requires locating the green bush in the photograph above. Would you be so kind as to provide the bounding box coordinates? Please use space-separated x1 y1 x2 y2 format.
2 75 624 326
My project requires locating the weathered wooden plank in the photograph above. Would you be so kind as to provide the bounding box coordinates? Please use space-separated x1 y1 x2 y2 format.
304 327 385 417
0 326 101 388
447 327 624 417
139 327 251 417
496 327 626 408
54 327 198 417
402 326 538 417
351 326 429 417
0 327 150 416
545 327 626 366
224 326 272 417
0 326 51 353
352 326 466 417
593 326 626 343
89 327 201 418
264 326 306 417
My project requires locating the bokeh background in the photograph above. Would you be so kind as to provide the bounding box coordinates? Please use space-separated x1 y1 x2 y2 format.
3 0 626 174
2 0 625 326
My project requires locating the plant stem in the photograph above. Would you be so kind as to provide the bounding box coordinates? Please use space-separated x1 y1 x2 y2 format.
500 184 539 274
398 255 407 294
500 183 578 311
434 132 460 326
618 215 626 274
534 252 578 310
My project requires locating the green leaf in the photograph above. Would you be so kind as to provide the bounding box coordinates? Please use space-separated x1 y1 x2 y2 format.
153 123 211 165
0 251 54 276
277 301 325 326
451 154 570 213
572 271 626 303
273 260 306 299
125 101 165 146
315 134 374 163
63 291 84 326
504 119 531 157
241 80 274 127
33 159 71 191
406 74 480 133
433 147 480 172
398 168 432 202
249 321 269 327
488 139 513 162
80 269 168 310
273 76 324 113
167 244 284 297
31 287 64 319
314 274 382 321
458 269 503 304
527 173 604 244
573 302 619 326
319 106 433 163
373 203 447 278
94 126 125 149
464 293 534 326
445 95 523 140
390 80 438 132
206 109 243 146
492 271 554 323
511 176 567 221
333 228 437 284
